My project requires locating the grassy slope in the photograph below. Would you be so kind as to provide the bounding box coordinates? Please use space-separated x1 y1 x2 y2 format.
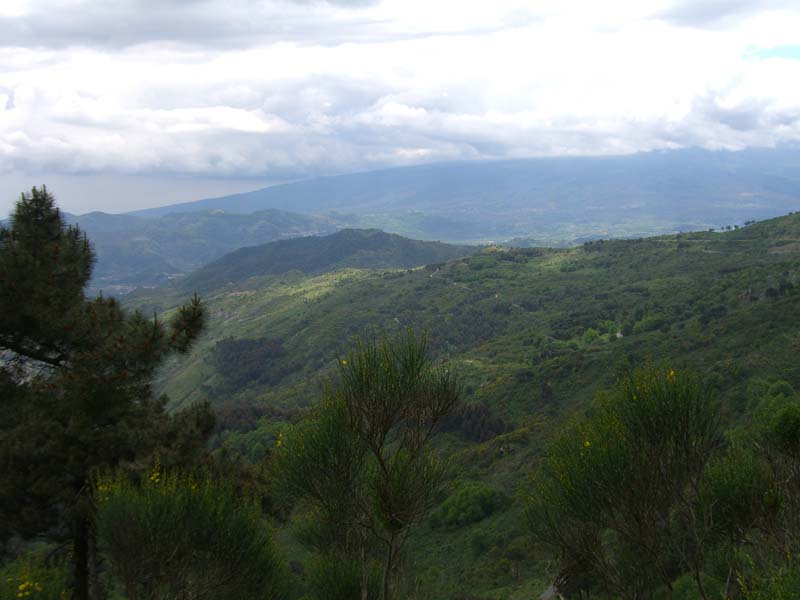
131 213 800 599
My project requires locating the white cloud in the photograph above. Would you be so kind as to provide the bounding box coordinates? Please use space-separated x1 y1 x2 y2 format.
1 0 800 213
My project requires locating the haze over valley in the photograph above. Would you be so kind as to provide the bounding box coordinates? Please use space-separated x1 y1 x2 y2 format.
56 146 800 292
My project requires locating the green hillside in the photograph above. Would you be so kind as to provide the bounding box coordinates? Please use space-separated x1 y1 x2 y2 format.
130 213 800 599
177 228 478 293
66 209 350 293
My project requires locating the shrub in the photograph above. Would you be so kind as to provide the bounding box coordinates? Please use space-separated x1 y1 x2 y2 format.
96 466 288 600
769 380 796 400
306 552 381 600
0 552 70 600
526 365 722 599
431 482 503 528
740 558 800 600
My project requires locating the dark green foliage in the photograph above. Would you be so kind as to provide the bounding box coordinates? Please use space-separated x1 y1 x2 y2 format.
96 468 288 600
0 187 209 598
0 551 71 599
768 380 796 399
430 482 504 528
741 559 800 600
526 365 722 599
181 229 476 293
527 367 800 599
698 445 776 542
305 552 381 600
765 403 800 457
437 403 510 442
274 331 461 600
211 336 300 389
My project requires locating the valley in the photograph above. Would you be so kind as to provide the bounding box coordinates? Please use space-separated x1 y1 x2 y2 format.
127 211 800 598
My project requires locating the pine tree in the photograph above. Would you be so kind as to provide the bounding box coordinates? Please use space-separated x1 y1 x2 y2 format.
0 186 211 599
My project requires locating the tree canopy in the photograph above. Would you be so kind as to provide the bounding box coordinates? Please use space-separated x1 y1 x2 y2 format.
0 186 211 599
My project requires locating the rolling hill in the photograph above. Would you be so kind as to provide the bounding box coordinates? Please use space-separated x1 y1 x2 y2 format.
177 228 478 293
65 209 350 293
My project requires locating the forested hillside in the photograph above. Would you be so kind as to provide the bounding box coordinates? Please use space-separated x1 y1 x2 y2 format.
125 211 800 598
146 212 800 419
177 228 477 293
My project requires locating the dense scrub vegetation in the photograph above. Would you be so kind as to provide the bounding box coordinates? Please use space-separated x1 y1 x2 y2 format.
96 468 288 599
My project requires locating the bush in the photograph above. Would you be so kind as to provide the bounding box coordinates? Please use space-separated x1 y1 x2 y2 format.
96 466 288 600
769 380 796 399
430 482 504 528
741 558 800 600
0 552 70 600
699 445 777 539
306 552 381 600
526 365 722 598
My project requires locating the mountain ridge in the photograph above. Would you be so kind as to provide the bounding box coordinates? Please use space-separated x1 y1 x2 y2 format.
64 208 351 292
177 228 478 293
132 148 800 241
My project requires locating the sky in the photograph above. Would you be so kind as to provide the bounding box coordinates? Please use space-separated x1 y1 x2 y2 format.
2 0 800 215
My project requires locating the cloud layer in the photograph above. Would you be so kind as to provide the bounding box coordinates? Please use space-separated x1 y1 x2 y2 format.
2 0 800 208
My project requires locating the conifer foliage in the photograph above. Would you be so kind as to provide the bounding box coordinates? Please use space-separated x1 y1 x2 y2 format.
0 187 210 599
274 330 461 600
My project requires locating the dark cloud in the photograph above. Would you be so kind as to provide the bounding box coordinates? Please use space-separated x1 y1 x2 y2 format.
656 0 797 27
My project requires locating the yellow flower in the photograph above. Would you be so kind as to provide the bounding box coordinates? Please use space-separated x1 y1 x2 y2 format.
583 440 591 448
341 359 347 366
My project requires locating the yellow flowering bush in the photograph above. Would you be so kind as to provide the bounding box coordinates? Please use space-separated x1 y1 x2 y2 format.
526 364 721 599
0 553 70 600
96 466 288 600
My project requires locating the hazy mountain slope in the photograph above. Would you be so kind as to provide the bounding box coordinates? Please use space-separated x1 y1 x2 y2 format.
178 228 478 293
131 212 800 599
130 148 800 242
146 212 800 417
66 209 350 292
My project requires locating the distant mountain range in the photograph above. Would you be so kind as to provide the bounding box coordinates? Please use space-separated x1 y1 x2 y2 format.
131 147 800 243
65 209 351 293
54 147 800 292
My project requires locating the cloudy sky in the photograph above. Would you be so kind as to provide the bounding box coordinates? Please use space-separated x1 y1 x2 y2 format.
2 0 800 214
